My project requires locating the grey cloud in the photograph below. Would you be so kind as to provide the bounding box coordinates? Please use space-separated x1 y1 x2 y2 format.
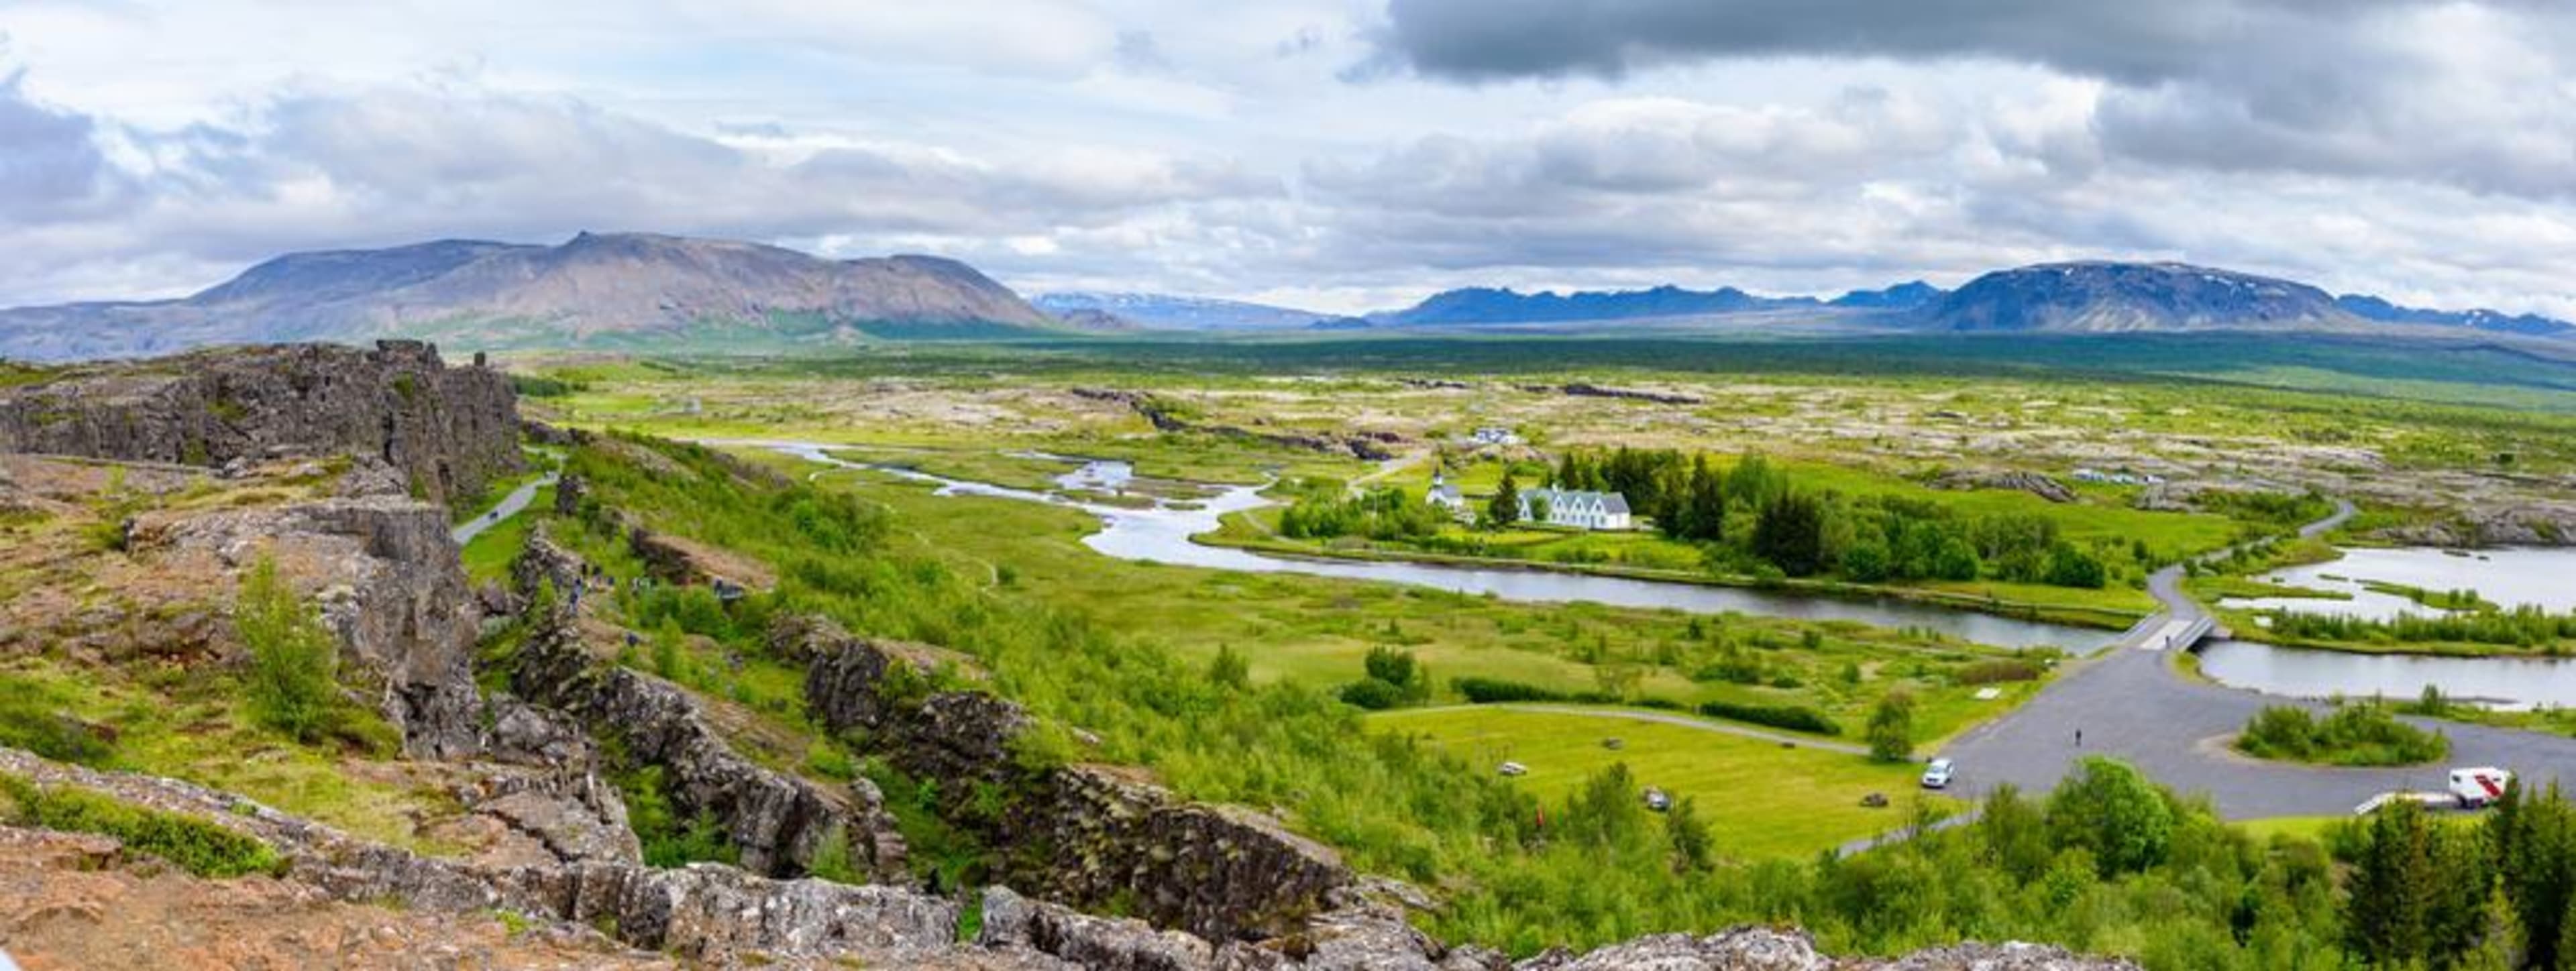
1371 0 2445 84
1367 0 2576 200
0 72 131 225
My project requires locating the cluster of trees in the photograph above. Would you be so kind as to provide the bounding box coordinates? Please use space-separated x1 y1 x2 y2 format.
2236 702 2449 766
1548 449 2114 589
2337 781 2576 970
1279 483 1450 540
1340 647 1433 710
2269 605 2576 651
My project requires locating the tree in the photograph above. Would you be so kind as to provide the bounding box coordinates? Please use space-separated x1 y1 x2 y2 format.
2043 543 2109 589
1665 795 1714 872
1841 541 1892 583
1753 490 1827 577
1488 471 1522 529
235 553 341 743
1207 645 1250 690
2044 756 2174 876
1866 692 1916 762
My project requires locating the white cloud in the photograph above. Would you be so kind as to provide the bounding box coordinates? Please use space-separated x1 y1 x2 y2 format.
0 0 2573 321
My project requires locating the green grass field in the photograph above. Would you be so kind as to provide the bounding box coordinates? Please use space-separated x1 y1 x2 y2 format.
1370 705 1955 860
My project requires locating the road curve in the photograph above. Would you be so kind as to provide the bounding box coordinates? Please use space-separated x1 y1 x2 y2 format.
1937 498 2576 818
451 473 558 546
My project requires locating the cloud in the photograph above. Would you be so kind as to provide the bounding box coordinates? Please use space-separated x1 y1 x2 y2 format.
0 71 131 225
1365 0 2576 200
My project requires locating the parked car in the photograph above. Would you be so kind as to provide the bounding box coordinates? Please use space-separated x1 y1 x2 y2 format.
1920 758 1956 789
1498 761 1527 778
1642 787 1671 813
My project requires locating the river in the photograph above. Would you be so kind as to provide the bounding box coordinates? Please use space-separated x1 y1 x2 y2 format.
2200 546 2576 708
748 442 2113 653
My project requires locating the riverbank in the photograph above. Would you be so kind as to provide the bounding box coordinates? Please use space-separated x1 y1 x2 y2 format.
1196 511 2150 634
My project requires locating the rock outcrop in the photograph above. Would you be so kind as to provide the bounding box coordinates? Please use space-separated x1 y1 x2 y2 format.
127 484 494 759
509 535 906 880
1932 469 2077 504
0 340 521 506
2365 504 2576 547
788 616 1352 942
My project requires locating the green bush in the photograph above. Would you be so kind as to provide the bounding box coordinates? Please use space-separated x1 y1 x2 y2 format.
1953 659 2043 685
0 774 282 878
234 555 341 743
1866 693 1915 762
1454 677 1566 704
1696 699 1841 736
2236 702 2448 766
1338 678 1407 710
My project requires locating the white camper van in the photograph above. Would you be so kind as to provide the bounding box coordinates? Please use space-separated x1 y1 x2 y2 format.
2450 766 2513 808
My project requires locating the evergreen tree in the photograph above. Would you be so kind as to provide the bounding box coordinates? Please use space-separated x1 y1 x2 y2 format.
1488 470 1522 528
1753 490 1827 577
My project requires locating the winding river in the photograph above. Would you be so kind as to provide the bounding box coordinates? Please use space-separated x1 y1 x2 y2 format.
748 442 2113 653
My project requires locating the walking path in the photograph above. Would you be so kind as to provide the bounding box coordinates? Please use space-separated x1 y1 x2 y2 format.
451 473 557 546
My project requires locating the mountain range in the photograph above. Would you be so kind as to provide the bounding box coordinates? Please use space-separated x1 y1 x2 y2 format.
0 232 1055 360
1032 292 1330 331
1366 263 2574 339
2 232 2568 360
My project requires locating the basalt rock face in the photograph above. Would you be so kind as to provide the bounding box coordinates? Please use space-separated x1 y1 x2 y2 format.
1933 469 2077 504
0 340 520 506
127 485 491 759
509 536 907 880
785 616 1352 942
2365 504 2576 547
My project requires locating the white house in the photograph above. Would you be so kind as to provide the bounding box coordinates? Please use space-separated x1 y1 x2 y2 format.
1425 473 1473 522
1519 487 1632 530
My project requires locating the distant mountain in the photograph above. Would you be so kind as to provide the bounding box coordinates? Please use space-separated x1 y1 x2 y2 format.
1033 292 1326 330
1917 262 2357 333
1829 281 1945 310
2334 294 2576 338
0 232 1057 360
1368 284 1820 327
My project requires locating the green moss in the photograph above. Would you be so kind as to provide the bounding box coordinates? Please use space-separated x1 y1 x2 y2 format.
0 773 284 878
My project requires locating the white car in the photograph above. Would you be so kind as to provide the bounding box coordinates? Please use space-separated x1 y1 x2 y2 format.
1920 758 1956 789
1498 761 1527 778
1642 787 1672 813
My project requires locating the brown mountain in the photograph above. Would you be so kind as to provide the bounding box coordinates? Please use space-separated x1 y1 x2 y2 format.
0 232 1057 360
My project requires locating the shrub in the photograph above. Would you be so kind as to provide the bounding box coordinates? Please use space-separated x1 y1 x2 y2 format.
1697 699 1841 736
0 774 281 878
1953 659 2043 685
1339 678 1407 711
1866 693 1916 762
234 555 341 743
2236 702 2447 766
1454 677 1568 704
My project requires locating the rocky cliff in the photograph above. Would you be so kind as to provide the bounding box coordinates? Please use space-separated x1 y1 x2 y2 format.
0 340 521 506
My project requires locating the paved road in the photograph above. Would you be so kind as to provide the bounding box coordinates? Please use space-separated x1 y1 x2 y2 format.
1938 498 2576 817
451 473 558 546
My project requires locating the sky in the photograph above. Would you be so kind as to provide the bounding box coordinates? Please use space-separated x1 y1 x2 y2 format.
2 0 2574 317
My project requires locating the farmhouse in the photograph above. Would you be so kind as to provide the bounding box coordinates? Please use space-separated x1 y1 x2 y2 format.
1519 487 1632 530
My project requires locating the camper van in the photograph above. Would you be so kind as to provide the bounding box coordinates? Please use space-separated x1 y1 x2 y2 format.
2450 766 2514 808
